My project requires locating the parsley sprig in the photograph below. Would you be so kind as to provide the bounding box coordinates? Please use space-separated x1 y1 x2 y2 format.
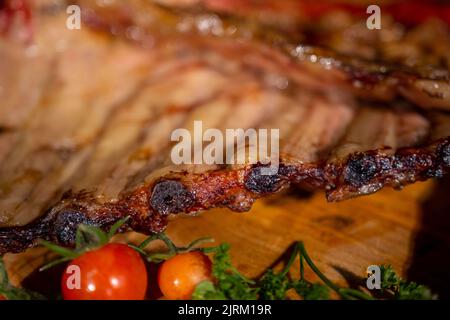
0 257 45 300
192 241 435 300
379 265 436 300
191 244 258 300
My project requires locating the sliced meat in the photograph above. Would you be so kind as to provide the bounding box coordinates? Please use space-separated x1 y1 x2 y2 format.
77 0 450 111
0 13 154 226
0 1 449 254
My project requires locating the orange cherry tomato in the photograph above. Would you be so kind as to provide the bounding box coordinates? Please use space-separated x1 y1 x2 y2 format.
61 243 147 300
158 251 212 300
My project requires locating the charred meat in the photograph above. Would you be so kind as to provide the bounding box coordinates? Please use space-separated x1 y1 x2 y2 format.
0 0 450 254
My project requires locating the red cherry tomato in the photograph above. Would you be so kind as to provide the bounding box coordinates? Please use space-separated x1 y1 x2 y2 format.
61 243 147 300
158 251 212 300
0 295 5 300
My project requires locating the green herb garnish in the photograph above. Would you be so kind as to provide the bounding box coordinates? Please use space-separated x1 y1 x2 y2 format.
192 241 435 300
380 265 436 300
133 233 214 263
0 257 45 300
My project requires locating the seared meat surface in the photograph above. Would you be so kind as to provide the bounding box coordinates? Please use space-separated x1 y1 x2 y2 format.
0 0 449 254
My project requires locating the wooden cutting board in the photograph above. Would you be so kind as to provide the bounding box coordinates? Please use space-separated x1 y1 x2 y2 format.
4 178 450 298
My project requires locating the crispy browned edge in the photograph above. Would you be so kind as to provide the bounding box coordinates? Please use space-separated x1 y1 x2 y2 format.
1 138 449 254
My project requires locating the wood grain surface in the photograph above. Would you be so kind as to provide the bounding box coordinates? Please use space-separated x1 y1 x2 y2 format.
4 178 450 298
